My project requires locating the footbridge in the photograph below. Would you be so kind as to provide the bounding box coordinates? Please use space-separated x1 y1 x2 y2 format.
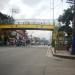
0 19 55 30
0 19 58 48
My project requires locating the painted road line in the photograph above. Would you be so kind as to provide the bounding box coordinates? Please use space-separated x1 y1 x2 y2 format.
46 47 53 57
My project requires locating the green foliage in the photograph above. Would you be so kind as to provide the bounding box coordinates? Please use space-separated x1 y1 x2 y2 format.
58 6 73 47
58 25 72 35
58 6 74 26
51 40 55 47
0 12 14 24
58 6 73 36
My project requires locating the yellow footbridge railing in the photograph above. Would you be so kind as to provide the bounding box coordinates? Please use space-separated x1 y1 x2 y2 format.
0 19 55 30
0 24 55 30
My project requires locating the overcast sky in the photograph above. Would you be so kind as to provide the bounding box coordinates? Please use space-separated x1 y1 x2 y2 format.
0 0 69 19
0 0 69 40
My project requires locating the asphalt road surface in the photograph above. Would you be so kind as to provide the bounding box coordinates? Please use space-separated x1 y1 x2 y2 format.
0 46 75 75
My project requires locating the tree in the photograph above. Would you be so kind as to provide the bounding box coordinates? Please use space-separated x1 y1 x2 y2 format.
58 6 73 50
58 6 73 35
0 12 14 24
0 12 14 45
58 6 74 25
58 25 72 35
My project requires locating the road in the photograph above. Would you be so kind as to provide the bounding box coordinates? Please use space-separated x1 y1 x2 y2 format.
0 46 75 75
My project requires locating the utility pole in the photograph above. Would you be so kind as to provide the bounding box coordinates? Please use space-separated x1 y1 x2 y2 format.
11 8 19 19
53 0 54 25
52 0 56 53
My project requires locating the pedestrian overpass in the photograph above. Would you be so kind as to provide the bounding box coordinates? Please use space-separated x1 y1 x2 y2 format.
0 19 55 30
0 19 57 47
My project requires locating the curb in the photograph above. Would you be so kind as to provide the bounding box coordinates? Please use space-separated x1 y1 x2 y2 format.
53 54 75 60
51 47 75 60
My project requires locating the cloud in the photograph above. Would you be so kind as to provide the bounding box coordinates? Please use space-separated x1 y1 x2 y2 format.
0 0 68 19
17 0 51 19
22 0 42 6
0 0 10 11
27 30 52 40
1 0 65 19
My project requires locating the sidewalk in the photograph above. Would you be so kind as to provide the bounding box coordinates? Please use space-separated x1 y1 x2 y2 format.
51 47 75 59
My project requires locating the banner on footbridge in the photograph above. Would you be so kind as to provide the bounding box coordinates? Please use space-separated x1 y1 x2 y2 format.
0 24 55 30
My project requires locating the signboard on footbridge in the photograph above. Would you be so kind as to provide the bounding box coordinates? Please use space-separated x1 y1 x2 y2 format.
0 24 55 30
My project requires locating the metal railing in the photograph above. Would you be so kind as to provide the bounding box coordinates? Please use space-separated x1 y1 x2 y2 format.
0 19 54 25
0 19 14 24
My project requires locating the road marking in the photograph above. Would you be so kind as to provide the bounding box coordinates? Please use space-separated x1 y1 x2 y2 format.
46 47 53 57
31 45 49 48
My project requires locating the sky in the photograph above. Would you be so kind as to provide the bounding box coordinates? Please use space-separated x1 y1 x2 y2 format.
0 0 69 40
